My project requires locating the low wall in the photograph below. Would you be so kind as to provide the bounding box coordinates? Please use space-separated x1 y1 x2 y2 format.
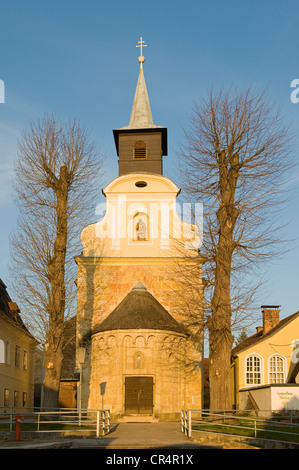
239 384 299 417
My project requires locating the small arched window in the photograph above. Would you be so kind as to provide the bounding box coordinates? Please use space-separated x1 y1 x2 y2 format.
134 141 146 159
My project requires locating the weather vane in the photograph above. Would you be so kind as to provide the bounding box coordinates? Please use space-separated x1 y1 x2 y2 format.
136 37 147 67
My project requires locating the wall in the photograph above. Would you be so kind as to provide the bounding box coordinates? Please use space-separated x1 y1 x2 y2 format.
235 314 299 394
239 385 299 416
85 329 202 420
118 132 163 176
76 257 204 418
76 257 203 333
271 386 299 410
0 318 36 408
80 173 201 259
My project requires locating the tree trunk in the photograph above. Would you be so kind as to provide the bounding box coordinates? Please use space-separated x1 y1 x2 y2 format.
43 165 69 408
43 342 64 408
209 317 234 410
209 242 234 410
208 151 238 410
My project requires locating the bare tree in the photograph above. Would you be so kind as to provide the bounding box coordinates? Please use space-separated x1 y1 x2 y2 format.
10 115 103 408
179 85 295 409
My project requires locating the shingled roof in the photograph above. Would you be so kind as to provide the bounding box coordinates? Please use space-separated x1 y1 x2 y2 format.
93 282 188 336
0 278 36 340
232 310 299 356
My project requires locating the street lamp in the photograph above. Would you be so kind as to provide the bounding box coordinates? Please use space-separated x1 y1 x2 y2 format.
77 347 86 424
77 347 86 365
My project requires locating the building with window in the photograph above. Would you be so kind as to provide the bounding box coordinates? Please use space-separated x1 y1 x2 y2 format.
0 279 37 408
72 39 204 421
231 306 299 413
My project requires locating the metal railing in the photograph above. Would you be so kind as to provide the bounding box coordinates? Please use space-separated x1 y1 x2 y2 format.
181 409 299 444
0 407 110 438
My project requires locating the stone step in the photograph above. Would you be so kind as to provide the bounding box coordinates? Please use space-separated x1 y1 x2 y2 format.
118 415 159 423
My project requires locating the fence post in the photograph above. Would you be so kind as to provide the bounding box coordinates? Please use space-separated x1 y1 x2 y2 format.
102 410 105 436
184 411 188 436
106 410 110 433
96 411 100 438
254 419 257 438
188 410 192 438
10 407 13 432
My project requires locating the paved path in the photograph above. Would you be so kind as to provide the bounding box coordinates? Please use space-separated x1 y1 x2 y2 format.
69 422 218 449
0 422 220 449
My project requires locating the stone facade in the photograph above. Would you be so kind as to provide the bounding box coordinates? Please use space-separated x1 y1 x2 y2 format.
76 258 202 336
89 329 189 420
76 258 204 420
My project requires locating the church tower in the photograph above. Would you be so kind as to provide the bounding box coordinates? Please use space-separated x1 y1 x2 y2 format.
113 37 167 176
75 39 204 421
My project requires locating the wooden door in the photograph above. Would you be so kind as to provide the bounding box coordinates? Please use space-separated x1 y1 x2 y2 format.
125 377 153 414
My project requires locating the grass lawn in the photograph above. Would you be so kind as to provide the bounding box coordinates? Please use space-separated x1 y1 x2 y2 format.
193 418 299 444
0 421 95 432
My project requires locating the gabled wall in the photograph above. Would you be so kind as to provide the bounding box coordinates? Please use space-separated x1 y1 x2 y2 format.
232 313 299 409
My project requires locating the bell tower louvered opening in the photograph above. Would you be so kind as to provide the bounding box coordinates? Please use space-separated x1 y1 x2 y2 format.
134 141 147 159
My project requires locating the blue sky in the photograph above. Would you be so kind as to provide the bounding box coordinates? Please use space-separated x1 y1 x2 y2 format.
0 0 298 328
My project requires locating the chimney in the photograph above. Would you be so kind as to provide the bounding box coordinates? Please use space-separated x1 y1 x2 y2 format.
261 305 280 334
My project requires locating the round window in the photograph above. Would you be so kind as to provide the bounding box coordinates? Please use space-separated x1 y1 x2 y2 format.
135 181 147 188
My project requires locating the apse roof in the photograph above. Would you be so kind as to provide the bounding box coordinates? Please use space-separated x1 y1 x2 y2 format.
92 282 188 336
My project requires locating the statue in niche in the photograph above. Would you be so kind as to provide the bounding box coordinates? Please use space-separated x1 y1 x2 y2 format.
135 217 146 240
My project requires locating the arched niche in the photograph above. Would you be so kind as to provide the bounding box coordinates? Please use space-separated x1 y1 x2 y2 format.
133 212 148 241
133 351 144 369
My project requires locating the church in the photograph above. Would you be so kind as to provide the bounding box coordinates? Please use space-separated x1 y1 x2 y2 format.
72 39 204 421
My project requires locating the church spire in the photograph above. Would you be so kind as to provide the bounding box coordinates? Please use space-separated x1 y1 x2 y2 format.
113 37 167 176
128 65 153 128
128 37 154 129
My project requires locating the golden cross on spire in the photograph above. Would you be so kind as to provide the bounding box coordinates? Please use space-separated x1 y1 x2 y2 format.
136 37 147 67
